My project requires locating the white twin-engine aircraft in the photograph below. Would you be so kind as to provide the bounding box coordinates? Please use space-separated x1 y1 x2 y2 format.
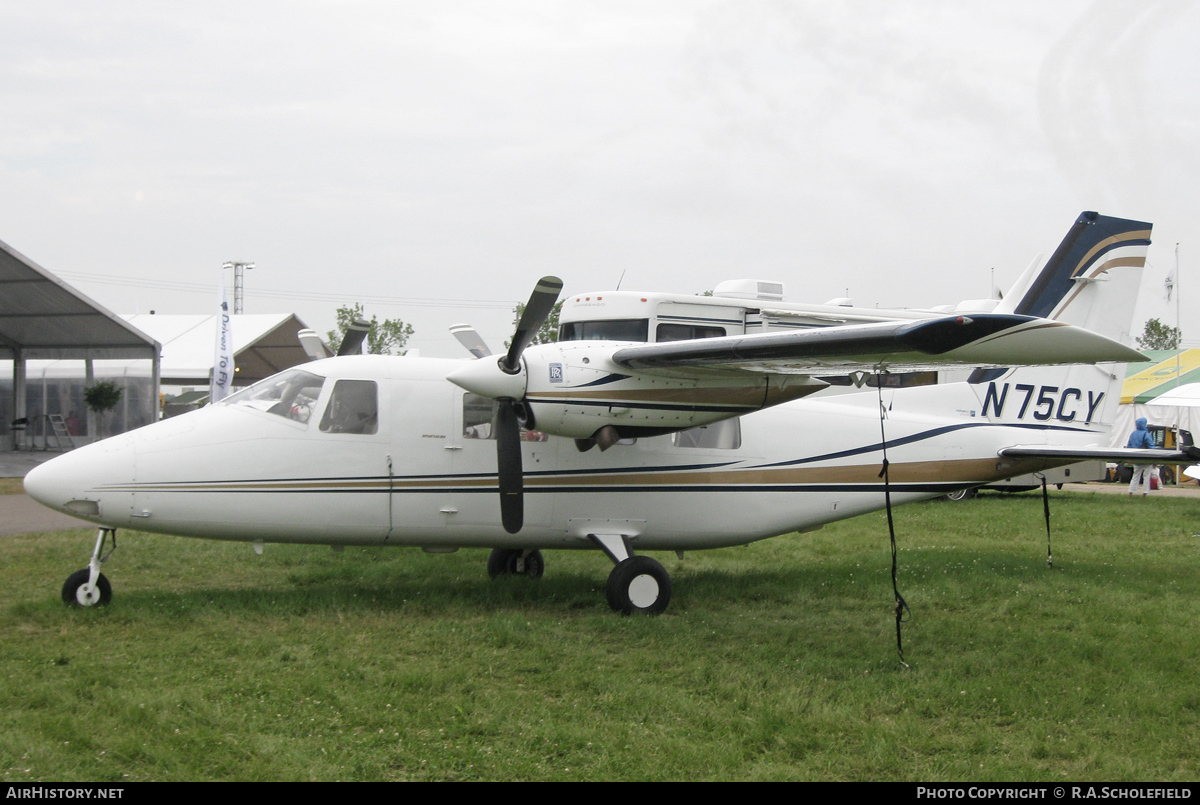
25 212 1196 615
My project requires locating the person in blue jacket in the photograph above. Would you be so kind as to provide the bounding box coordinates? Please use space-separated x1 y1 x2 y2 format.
1127 417 1157 496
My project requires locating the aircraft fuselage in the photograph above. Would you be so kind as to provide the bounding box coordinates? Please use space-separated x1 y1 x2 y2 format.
24 355 1091 554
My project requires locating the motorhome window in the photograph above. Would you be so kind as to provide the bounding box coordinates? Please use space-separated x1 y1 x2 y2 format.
558 319 649 342
319 380 379 434
221 369 325 424
672 418 741 449
462 393 549 442
656 323 727 342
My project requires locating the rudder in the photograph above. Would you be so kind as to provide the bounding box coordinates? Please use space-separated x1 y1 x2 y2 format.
973 212 1152 432
996 211 1152 340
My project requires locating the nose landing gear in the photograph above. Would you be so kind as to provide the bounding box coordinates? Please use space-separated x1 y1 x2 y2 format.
62 528 117 608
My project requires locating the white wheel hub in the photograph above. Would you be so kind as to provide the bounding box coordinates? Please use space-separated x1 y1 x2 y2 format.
628 574 660 608
75 584 100 606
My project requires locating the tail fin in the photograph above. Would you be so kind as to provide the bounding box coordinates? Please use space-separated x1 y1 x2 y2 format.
972 212 1152 431
994 211 1152 338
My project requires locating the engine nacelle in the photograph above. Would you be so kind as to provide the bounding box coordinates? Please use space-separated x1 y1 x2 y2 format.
520 341 825 439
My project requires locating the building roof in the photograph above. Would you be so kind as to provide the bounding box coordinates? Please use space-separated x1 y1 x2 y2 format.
0 238 159 360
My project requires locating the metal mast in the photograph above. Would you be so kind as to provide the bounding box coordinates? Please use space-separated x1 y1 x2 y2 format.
222 261 255 314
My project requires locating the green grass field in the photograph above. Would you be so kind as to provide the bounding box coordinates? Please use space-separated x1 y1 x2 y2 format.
2 491 1198 781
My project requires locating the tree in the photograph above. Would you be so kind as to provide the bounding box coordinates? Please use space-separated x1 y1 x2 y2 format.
506 300 562 348
84 380 122 439
327 304 414 355
1136 318 1181 350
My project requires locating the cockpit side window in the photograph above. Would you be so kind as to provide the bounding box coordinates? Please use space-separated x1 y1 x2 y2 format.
319 380 379 435
221 369 325 424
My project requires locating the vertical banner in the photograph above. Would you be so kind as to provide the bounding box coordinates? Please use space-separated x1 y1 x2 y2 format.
211 271 234 403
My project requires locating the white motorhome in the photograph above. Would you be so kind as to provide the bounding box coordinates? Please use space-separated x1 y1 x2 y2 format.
559 278 930 342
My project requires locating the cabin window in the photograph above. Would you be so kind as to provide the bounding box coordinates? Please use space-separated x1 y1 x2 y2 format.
221 368 325 424
462 393 496 439
461 393 549 442
558 319 649 343
656 323 727 342
319 380 379 434
672 418 741 449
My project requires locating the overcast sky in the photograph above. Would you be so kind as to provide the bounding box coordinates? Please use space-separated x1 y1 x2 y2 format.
2 0 1197 356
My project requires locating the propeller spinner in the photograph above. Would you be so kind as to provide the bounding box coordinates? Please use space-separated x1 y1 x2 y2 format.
447 276 563 533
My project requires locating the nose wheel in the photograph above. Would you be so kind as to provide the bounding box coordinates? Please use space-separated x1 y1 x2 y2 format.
62 528 117 608
62 568 112 607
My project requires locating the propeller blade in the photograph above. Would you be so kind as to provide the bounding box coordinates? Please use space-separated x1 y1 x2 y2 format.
496 401 523 533
449 323 493 359
337 319 371 356
502 276 563 373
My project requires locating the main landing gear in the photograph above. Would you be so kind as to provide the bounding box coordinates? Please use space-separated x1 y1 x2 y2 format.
592 535 671 615
605 554 671 616
486 538 672 615
487 548 545 579
62 528 117 608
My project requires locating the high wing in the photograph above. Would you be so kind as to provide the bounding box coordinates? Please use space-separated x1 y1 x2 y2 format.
610 313 1145 378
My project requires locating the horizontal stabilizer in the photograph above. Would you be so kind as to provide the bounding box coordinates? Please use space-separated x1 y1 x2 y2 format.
999 445 1200 463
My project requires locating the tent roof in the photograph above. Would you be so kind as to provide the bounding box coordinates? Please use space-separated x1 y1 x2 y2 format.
1121 349 1200 404
0 238 158 360
121 313 327 384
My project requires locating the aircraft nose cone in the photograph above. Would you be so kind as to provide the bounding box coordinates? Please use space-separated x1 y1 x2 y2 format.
23 459 70 509
22 438 136 524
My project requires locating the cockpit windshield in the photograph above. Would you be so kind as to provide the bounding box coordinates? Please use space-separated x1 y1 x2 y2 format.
221 369 325 424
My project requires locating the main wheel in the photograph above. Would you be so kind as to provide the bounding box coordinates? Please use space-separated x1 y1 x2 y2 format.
606 556 671 616
62 568 112 608
944 487 976 502
487 548 544 579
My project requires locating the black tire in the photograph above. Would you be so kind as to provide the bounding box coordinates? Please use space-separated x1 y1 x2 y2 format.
518 550 544 579
605 556 671 616
944 487 976 502
487 548 544 579
62 568 112 608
